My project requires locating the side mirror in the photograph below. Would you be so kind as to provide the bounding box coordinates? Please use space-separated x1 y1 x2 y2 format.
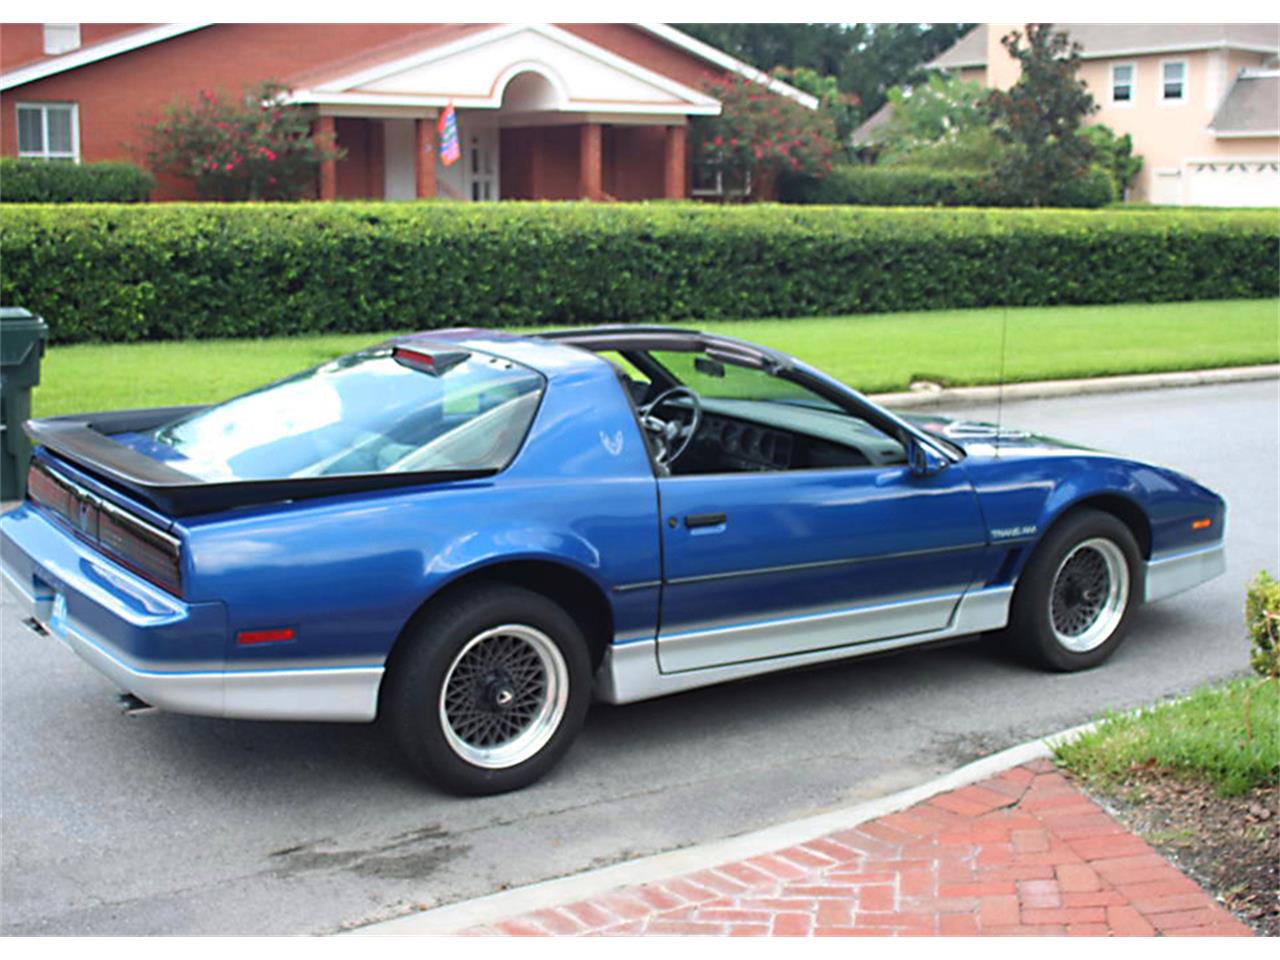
908 437 948 477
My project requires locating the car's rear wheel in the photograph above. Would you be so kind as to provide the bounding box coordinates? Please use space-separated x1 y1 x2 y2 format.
1005 509 1141 671
385 585 591 795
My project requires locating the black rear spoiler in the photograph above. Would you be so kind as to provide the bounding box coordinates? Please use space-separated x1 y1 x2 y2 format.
25 408 496 517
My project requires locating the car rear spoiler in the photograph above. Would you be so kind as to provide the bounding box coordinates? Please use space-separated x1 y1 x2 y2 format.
24 409 497 517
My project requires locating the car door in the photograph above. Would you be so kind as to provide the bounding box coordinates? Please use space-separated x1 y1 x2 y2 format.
656 460 990 673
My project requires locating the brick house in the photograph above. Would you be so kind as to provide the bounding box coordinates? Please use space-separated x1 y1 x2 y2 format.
922 23 1280 206
0 22 815 201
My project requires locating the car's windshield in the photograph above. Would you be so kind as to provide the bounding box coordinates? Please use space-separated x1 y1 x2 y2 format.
135 346 544 481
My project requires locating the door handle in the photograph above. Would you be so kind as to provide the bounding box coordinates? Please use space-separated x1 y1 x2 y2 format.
684 512 727 529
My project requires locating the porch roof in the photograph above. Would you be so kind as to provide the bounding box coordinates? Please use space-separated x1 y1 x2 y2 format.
284 23 723 117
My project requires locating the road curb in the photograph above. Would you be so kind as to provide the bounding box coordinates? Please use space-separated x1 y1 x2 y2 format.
350 721 1098 935
869 363 1279 409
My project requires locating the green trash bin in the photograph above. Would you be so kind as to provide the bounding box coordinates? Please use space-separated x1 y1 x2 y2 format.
1 307 50 501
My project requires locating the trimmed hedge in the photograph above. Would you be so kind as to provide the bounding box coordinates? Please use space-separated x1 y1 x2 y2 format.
0 158 154 203
1 202 1276 344
780 165 1116 208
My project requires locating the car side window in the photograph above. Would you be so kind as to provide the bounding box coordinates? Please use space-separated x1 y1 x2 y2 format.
635 350 906 476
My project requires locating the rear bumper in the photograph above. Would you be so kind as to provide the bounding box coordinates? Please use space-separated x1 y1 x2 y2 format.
1143 541 1226 603
2 504 382 722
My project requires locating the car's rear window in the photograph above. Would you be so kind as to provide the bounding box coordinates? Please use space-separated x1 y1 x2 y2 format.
137 346 544 481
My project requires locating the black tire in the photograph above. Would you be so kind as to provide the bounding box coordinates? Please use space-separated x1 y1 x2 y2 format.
1004 509 1142 672
384 584 592 795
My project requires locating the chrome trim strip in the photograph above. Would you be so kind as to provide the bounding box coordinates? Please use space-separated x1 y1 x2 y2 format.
1143 542 1226 603
612 580 662 593
664 542 989 587
659 589 966 673
596 585 1013 705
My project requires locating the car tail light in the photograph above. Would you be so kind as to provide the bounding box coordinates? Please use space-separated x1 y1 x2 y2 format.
27 459 75 518
27 460 183 596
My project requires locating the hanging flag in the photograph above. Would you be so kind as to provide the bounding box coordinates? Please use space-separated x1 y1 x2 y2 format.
438 103 460 167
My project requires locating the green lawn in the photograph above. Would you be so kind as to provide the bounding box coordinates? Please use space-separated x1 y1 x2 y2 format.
1055 677 1280 796
30 298 1280 418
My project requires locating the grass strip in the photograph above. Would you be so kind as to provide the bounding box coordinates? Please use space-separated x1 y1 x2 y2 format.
31 298 1279 418
1055 677 1280 796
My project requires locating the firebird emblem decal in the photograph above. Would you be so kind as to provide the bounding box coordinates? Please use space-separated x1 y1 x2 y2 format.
600 430 624 456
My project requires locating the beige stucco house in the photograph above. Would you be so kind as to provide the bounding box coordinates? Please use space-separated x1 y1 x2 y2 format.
927 23 1280 206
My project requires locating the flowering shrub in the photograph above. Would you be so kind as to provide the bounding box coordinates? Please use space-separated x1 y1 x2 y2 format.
694 73 842 198
149 82 342 201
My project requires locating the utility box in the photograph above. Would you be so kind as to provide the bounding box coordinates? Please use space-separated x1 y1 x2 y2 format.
1 307 49 501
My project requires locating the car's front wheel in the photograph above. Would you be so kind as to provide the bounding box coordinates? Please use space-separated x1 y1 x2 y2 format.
1006 509 1141 671
385 585 591 795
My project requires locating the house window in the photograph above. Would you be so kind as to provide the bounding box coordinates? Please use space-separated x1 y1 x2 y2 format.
1162 61 1187 101
1110 64 1135 104
16 103 79 161
42 24 81 55
691 149 752 199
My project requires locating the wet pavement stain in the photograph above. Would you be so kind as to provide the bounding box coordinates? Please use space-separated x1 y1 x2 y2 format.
267 824 468 879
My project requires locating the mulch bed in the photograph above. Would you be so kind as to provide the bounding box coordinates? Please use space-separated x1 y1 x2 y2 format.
1069 767 1279 936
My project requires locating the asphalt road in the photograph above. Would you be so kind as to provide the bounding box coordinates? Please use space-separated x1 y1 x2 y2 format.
2 379 1276 935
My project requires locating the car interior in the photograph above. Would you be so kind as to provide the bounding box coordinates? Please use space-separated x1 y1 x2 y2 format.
596 346 908 477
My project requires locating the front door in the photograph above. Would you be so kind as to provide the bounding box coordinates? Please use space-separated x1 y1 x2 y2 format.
466 125 500 201
656 465 990 673
383 119 416 200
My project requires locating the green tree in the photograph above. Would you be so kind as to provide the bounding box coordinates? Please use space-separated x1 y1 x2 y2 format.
873 73 1003 170
985 24 1098 205
149 81 343 201
676 23 973 120
1083 125 1144 197
836 23 975 120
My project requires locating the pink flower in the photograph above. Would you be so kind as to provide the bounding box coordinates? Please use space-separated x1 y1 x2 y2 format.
224 162 234 171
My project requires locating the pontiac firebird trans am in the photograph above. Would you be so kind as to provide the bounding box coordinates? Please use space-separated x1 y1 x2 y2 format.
0 327 1226 794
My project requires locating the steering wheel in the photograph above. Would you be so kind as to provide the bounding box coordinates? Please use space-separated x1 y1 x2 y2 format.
638 386 703 468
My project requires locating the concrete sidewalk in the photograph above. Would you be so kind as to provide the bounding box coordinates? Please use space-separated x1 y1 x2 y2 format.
869 363 1279 409
356 751 1254 938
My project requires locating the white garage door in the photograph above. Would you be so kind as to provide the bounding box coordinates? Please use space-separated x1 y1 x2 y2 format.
1184 160 1280 207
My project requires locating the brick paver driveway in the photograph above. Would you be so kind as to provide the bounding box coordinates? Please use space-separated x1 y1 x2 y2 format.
465 760 1253 937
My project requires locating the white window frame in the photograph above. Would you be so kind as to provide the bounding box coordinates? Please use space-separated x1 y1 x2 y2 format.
15 102 80 161
1160 59 1188 103
690 148 753 199
1109 62 1137 106
42 23 81 56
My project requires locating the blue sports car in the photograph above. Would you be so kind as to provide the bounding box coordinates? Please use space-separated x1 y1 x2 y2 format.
0 327 1226 794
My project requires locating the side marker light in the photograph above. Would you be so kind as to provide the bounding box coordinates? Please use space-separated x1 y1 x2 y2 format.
236 628 296 645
